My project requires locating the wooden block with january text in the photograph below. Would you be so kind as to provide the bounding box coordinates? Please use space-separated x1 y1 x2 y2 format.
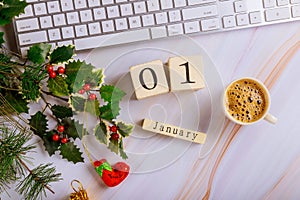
167 55 205 92
130 60 169 100
142 118 207 144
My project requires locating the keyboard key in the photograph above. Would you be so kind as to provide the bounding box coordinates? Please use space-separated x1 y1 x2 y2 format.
16 18 39 32
88 0 100 7
74 29 151 50
188 0 216 6
75 25 88 37
53 14 66 26
236 13 249 25
102 0 114 5
62 26 75 39
19 31 48 46
107 6 120 18
116 0 128 2
94 8 106 20
292 5 300 17
174 0 186 7
102 20 115 32
120 4 133 16
263 0 276 8
201 18 220 31
134 2 147 14
161 0 173 10
58 40 73 46
48 29 61 41
61 0 74 11
184 21 200 33
169 10 182 22
222 15 236 28
291 0 300 4
67 12 80 24
249 11 262 24
151 26 167 38
34 3 47 16
182 5 218 20
88 22 101 34
74 0 87 9
18 5 33 18
115 18 129 30
155 12 168 24
129 16 142 28
40 16 53 28
147 0 160 12
167 24 184 36
265 7 290 21
277 0 289 6
234 1 247 13
142 14 155 26
47 1 60 14
80 10 93 22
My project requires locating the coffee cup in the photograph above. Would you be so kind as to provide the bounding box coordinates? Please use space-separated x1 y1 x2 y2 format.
223 77 277 125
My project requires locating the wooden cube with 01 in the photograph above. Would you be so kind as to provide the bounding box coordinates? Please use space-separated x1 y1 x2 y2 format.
167 55 205 92
130 60 169 100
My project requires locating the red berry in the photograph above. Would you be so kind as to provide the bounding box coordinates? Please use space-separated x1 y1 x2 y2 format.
61 137 68 144
47 65 54 73
78 89 85 94
111 133 119 141
52 134 60 142
89 93 97 100
57 125 65 133
49 71 57 78
110 125 118 133
83 83 91 91
57 66 65 74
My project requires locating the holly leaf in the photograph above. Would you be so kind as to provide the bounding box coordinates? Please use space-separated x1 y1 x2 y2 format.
47 75 69 97
99 103 120 121
70 95 85 111
4 91 28 114
70 95 100 116
29 111 47 137
27 43 51 64
49 45 74 64
51 105 72 119
42 132 60 156
94 121 108 145
86 68 104 88
100 85 126 103
0 0 27 26
117 121 134 137
108 139 119 154
61 118 80 139
119 138 128 160
0 32 4 46
72 120 87 139
65 60 94 93
59 142 84 163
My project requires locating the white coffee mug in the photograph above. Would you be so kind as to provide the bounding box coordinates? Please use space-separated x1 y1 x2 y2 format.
223 77 277 125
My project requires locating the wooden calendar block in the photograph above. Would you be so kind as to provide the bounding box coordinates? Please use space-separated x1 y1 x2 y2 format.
142 118 207 144
130 60 169 100
167 55 205 92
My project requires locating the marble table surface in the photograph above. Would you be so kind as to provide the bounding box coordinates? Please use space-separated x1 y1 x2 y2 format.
2 20 300 200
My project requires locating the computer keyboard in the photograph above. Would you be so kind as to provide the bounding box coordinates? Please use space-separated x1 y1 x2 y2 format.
13 0 300 55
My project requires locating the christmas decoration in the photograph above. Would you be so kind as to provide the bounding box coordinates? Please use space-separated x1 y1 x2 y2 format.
69 180 89 200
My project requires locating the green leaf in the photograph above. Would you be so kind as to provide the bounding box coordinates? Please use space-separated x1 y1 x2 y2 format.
99 103 120 121
59 142 84 164
86 68 104 88
0 32 4 46
119 138 128 160
51 105 72 119
47 75 69 97
117 121 134 137
42 132 60 156
70 95 100 116
100 85 126 103
61 118 79 139
94 121 108 145
95 162 112 177
108 139 119 154
27 43 51 64
29 111 47 137
0 0 27 26
72 120 87 139
49 45 74 64
65 60 94 93
3 91 28 114
70 95 85 111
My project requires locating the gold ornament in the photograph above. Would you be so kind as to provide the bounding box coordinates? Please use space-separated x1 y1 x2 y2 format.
70 180 89 200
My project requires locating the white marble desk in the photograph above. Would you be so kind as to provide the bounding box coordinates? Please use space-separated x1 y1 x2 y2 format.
2 20 300 200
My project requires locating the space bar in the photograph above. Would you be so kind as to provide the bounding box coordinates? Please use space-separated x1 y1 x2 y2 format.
74 29 151 51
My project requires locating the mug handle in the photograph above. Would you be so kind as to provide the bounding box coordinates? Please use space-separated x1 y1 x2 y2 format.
264 113 277 124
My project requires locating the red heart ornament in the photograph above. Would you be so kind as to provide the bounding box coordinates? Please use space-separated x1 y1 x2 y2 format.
94 159 130 187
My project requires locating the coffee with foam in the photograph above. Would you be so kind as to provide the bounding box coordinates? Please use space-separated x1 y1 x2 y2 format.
225 79 269 123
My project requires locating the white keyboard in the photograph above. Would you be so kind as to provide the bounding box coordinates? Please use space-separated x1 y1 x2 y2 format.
14 0 300 55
